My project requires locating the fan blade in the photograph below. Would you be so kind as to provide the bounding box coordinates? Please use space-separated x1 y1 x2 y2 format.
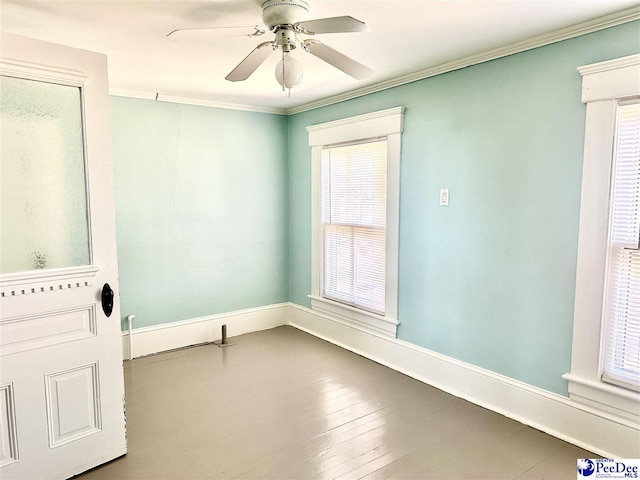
225 42 274 82
296 16 370 35
303 41 372 80
167 26 266 39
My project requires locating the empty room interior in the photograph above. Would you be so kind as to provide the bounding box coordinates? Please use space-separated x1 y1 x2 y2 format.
0 1 639 479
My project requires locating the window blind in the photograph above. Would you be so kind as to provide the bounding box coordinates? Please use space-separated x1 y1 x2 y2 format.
321 139 387 314
602 100 640 392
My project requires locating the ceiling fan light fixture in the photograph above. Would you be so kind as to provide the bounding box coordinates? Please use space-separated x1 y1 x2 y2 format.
275 54 303 89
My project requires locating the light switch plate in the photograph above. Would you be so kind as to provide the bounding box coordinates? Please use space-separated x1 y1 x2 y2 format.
440 189 449 206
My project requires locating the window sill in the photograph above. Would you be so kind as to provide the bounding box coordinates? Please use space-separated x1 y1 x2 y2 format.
308 295 399 338
562 373 640 423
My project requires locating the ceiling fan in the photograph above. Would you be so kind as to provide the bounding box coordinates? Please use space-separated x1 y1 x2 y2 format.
168 0 373 91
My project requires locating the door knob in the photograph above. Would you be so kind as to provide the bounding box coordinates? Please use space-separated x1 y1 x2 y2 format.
101 283 114 317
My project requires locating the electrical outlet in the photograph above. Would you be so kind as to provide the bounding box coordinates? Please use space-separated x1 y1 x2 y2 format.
440 189 449 206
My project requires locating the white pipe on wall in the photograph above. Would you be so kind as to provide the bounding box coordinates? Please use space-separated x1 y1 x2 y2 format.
127 314 135 360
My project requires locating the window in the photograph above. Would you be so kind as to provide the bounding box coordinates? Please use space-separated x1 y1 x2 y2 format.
322 139 388 314
307 107 403 337
601 100 640 392
564 54 640 422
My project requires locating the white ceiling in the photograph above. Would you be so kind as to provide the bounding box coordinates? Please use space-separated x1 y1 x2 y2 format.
1 0 638 112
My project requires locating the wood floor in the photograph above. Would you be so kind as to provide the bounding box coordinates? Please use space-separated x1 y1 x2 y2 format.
79 326 592 479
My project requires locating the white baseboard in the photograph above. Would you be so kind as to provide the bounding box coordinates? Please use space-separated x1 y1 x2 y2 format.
121 303 289 360
119 301 639 458
286 302 640 459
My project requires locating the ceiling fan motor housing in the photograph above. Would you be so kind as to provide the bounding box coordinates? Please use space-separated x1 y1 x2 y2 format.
262 0 310 29
276 28 298 52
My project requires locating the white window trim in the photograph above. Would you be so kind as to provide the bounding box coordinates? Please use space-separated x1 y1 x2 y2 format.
563 54 640 423
307 107 404 338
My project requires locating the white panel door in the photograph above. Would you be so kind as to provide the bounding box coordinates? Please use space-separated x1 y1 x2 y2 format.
0 33 127 479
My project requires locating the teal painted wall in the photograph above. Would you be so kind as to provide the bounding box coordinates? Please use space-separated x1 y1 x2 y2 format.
110 98 289 329
110 22 639 396
287 22 640 395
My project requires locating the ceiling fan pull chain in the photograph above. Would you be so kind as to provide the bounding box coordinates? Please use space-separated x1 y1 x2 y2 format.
282 50 286 92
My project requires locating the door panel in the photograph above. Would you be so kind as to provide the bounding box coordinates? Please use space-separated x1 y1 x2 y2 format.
0 33 126 479
0 304 96 357
45 363 101 448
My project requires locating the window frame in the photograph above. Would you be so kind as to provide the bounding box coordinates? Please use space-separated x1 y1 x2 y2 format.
307 107 404 337
563 54 640 422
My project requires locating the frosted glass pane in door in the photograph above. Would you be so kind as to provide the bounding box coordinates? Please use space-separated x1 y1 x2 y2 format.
0 75 90 273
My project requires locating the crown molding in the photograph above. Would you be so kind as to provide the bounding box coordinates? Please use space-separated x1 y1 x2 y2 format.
109 88 287 115
285 6 640 115
109 88 156 100
107 7 639 116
